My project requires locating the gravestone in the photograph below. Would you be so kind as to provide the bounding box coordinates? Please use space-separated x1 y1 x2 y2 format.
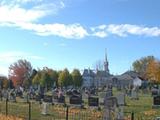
153 96 160 108
9 91 16 102
58 95 65 103
0 90 2 101
116 106 124 120
43 95 53 103
23 91 29 103
88 96 99 107
35 94 41 102
105 90 113 98
116 93 125 106
70 95 82 105
152 88 159 96
104 96 118 120
41 102 49 115
131 89 139 100
155 117 160 120
2 90 8 100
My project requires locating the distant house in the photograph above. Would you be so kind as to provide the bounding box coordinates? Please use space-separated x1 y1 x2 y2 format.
114 71 141 88
132 77 142 86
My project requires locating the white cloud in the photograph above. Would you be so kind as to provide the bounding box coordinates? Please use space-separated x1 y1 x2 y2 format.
107 24 160 37
92 31 108 38
0 0 65 23
91 24 160 38
16 22 88 39
0 6 46 23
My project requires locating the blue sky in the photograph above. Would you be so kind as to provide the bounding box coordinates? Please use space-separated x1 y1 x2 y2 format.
0 0 160 76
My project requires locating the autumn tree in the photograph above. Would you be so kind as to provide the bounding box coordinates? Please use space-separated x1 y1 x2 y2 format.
132 56 155 79
71 69 83 87
8 59 32 87
146 59 160 83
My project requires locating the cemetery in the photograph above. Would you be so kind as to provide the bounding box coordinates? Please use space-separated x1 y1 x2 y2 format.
0 85 160 120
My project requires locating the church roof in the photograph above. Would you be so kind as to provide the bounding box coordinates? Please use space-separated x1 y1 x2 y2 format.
83 69 95 77
96 70 110 77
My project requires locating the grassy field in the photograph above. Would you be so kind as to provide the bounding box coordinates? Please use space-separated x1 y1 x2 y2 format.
0 90 160 120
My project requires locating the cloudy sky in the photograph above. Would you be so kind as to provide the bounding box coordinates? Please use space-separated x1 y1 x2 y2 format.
0 0 160 75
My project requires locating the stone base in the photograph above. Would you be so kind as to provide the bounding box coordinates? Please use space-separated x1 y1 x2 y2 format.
152 105 160 109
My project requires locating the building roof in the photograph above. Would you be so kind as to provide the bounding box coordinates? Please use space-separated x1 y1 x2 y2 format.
83 69 95 77
121 71 139 79
96 70 110 77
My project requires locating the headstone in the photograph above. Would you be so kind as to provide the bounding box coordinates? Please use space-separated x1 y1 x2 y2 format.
0 90 2 101
43 95 53 103
41 102 49 115
104 96 118 120
105 90 112 98
2 90 8 100
131 89 139 100
70 95 82 105
155 117 160 120
152 88 159 96
58 95 65 103
23 91 29 103
9 91 16 102
116 93 125 106
88 96 99 107
153 96 160 106
115 106 124 120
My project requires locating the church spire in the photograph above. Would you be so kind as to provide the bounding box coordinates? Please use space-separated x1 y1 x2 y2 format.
104 49 109 73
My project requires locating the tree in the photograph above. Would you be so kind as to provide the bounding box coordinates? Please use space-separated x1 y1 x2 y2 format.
48 69 58 88
146 59 160 83
8 59 32 87
132 56 155 79
40 71 50 88
58 69 72 87
43 67 58 88
32 68 58 89
71 69 83 87
32 70 41 85
0 76 8 89
30 69 37 81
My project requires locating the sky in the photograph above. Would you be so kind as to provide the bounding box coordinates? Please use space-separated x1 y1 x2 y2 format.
0 0 160 76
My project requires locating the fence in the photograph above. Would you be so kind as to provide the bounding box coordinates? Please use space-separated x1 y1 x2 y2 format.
0 99 104 120
0 99 134 120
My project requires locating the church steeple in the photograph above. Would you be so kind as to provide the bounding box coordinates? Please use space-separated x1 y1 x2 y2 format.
104 50 109 73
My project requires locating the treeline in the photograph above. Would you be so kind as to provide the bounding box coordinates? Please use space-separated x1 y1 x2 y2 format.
1 59 82 89
132 56 160 83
